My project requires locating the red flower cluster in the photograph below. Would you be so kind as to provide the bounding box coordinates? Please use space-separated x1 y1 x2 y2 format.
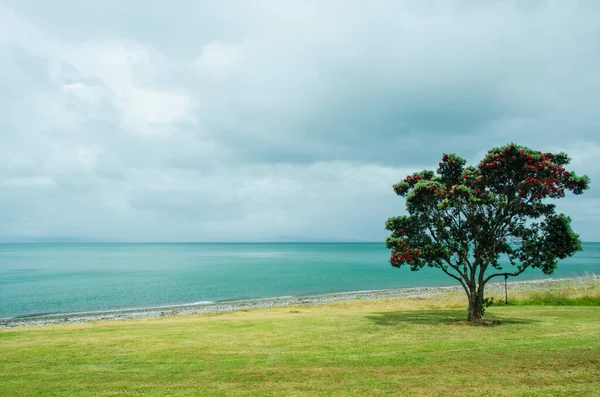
439 154 458 168
390 241 421 265
393 182 410 195
479 146 575 200
522 176 562 199
396 146 582 205
415 183 446 199
403 175 423 183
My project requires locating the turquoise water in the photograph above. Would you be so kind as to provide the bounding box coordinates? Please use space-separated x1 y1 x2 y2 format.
1 243 599 319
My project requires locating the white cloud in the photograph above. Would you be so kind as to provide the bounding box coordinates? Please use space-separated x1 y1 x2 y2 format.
0 14 195 131
62 82 104 103
195 41 245 81
2 176 57 188
60 40 195 128
122 87 193 126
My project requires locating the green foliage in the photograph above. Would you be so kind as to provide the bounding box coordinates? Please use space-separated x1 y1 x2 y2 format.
386 143 590 321
501 293 600 306
482 297 497 315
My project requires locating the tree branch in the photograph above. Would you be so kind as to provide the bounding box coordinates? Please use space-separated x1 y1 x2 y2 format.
440 265 470 298
426 223 468 281
483 264 531 285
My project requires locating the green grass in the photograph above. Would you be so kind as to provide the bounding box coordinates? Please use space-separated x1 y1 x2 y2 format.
507 293 600 306
489 275 600 307
1 292 599 396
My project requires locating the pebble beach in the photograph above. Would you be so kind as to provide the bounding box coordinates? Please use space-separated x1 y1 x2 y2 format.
1 277 587 329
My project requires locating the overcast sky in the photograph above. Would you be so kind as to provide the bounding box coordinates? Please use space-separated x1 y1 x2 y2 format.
1 1 599 242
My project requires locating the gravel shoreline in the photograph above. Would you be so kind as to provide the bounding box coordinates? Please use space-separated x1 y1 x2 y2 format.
0 277 586 329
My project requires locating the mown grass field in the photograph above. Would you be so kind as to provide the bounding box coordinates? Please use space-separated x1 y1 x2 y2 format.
1 279 599 396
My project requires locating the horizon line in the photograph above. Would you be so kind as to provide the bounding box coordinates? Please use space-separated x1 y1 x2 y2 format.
0 240 383 244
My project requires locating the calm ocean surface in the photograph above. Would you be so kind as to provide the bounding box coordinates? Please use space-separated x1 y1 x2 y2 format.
1 242 599 319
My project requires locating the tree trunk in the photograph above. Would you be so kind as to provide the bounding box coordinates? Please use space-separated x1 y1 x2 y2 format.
467 288 484 323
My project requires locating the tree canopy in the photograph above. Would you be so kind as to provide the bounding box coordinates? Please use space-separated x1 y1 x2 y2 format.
385 143 590 322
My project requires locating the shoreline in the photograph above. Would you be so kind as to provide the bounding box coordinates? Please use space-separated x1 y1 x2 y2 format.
1 277 590 329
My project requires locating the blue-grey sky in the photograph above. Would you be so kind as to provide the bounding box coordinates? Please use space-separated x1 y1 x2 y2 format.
1 1 599 242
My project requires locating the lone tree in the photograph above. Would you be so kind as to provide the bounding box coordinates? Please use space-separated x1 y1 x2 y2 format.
385 144 590 323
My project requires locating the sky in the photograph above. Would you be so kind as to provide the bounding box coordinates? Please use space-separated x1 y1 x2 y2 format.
1 0 599 242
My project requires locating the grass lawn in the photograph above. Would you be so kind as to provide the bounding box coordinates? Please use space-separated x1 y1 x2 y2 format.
1 293 599 396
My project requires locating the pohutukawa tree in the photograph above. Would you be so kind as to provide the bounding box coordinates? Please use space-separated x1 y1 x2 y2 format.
385 144 590 323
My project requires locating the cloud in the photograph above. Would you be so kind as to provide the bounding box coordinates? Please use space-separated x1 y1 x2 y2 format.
1 176 57 189
1 1 599 241
195 41 245 81
62 82 104 103
59 40 195 129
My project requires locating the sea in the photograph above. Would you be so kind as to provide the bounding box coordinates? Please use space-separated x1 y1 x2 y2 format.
1 242 599 319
